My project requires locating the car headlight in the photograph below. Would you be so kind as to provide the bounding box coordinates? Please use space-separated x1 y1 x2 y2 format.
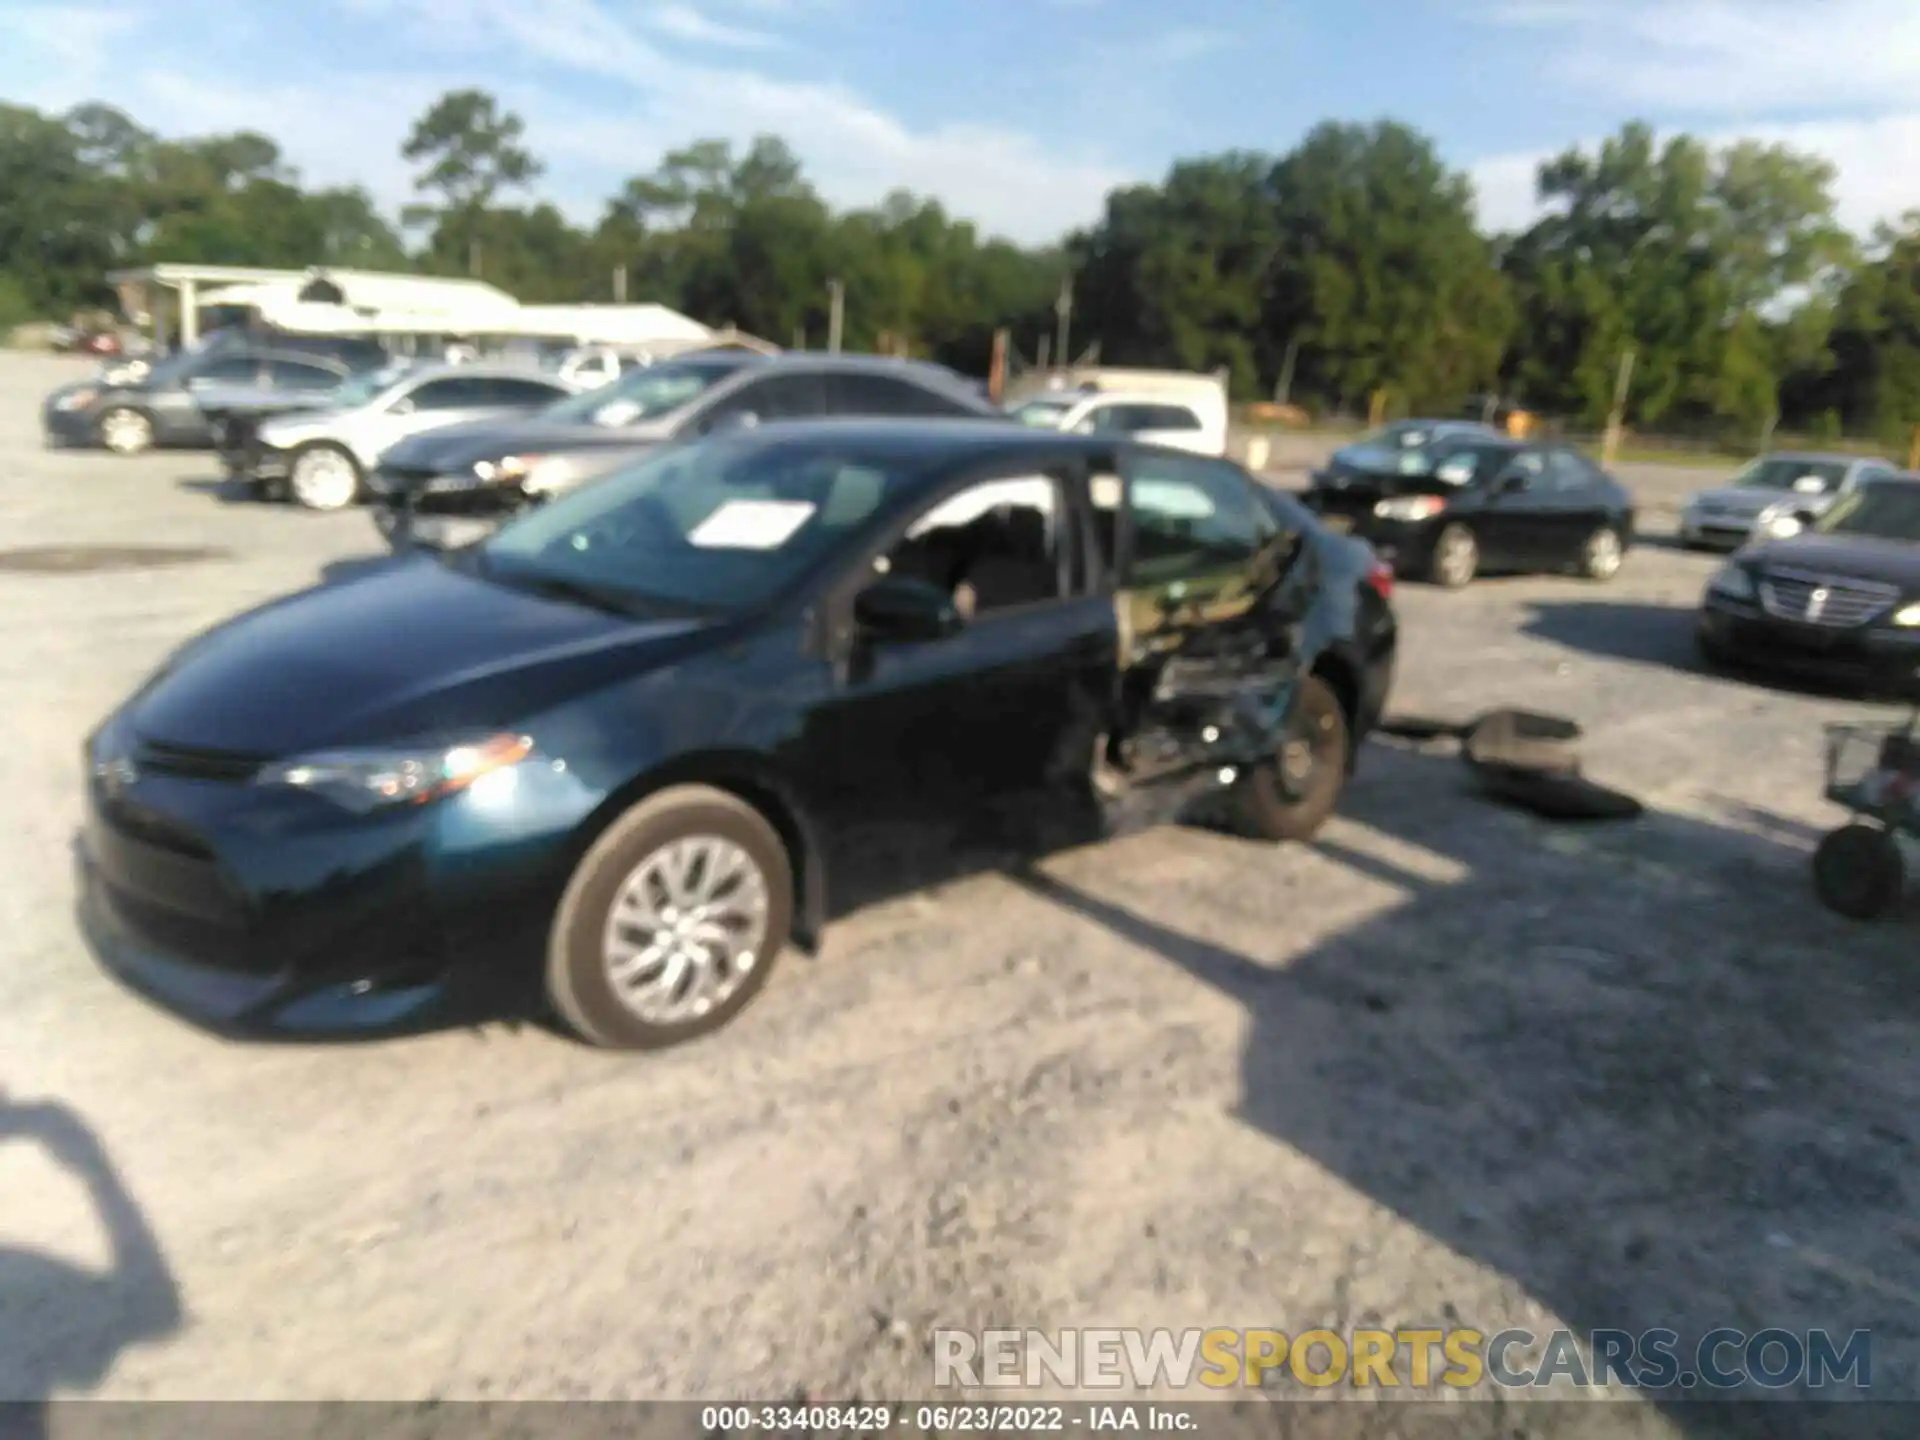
1892 602 1920 628
56 388 99 411
1373 495 1448 522
254 733 533 813
1707 564 1756 602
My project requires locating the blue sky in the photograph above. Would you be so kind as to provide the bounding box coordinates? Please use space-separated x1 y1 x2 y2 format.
4 0 1919 245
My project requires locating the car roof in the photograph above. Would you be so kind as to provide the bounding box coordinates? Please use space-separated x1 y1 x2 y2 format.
696 416 1166 484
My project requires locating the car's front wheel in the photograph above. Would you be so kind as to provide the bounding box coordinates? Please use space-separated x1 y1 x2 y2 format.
98 407 154 456
288 443 364 511
1235 674 1350 843
546 785 793 1049
1429 522 1478 588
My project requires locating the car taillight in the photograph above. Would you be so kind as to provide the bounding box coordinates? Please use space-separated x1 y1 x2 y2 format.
1366 559 1394 600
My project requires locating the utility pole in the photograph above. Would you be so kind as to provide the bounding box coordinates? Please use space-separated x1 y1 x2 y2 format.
1054 273 1073 379
793 324 806 350
1601 346 1636 467
468 237 482 278
826 279 844 354
1036 334 1051 374
613 265 628 303
988 328 1009 402
1274 336 1300 405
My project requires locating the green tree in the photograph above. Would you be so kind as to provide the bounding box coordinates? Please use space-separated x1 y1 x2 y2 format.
401 89 543 277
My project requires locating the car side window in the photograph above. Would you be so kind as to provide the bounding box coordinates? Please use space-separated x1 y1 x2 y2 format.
265 358 344 392
192 356 262 385
1126 452 1278 587
406 377 492 411
1544 449 1592 492
1148 405 1202 431
827 372 979 418
698 374 827 432
876 473 1065 619
482 376 572 407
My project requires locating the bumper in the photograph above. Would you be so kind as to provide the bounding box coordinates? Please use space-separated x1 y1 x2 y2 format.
1698 601 1920 694
1308 503 1438 574
370 473 530 551
1679 513 1758 548
42 406 99 447
222 443 292 485
75 738 594 1036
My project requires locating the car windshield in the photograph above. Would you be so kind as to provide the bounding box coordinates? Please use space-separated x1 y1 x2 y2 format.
1427 441 1517 486
472 435 924 615
1814 480 1920 542
1359 421 1458 451
1010 399 1074 429
1733 457 1849 492
538 357 750 427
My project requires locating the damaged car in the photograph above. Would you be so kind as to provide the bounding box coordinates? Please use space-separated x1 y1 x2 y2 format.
78 421 1395 1050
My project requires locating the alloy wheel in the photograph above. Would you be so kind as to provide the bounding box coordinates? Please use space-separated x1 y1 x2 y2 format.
291 449 360 511
99 408 152 456
601 834 771 1025
1585 527 1623 579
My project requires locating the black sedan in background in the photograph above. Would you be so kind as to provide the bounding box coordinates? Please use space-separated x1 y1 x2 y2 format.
42 336 390 455
1697 474 1920 695
78 422 1395 1050
1304 435 1635 587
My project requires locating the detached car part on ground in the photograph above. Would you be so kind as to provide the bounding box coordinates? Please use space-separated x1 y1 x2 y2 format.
1697 474 1920 695
1304 431 1635 587
221 363 580 511
1376 709 1644 822
78 422 1396 1051
1679 453 1900 552
365 351 1005 553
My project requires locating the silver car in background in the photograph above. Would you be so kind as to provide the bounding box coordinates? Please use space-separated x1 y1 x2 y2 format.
231 363 582 511
1679 452 1903 550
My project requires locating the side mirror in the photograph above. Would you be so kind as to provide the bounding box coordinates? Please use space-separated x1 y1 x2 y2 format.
853 574 964 644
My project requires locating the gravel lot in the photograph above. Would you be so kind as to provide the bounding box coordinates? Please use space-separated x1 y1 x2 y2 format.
3 352 1917 1432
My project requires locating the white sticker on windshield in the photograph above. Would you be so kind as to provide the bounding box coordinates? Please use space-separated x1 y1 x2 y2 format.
688 498 817 549
593 399 640 427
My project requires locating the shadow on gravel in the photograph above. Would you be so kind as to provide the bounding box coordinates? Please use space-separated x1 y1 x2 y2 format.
1522 599 1904 706
0 1093 182 1438
174 475 256 505
1013 740 1918 1437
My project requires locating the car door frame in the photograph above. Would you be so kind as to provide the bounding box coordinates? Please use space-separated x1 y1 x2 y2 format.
803 450 1119 833
1533 445 1612 565
1471 447 1549 570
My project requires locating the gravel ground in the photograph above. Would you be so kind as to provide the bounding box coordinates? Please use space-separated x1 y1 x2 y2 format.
2 353 1917 1434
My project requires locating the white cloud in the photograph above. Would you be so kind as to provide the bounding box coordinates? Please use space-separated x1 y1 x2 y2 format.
647 3 780 48
0 3 140 101
1469 114 1920 238
1481 0 1920 112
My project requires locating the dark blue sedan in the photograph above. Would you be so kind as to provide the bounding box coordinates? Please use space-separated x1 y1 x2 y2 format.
79 421 1397 1049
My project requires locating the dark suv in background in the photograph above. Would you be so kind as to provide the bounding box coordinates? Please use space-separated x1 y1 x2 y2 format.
42 332 392 456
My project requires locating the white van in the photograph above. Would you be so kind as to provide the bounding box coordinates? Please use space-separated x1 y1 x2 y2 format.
1007 384 1229 457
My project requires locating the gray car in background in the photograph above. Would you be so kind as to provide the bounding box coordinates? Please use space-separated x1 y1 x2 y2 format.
227 362 581 511
1679 452 1903 550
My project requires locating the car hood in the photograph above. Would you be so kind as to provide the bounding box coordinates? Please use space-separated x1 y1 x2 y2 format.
381 418 672 473
126 556 714 756
1689 486 1800 515
1744 533 1920 590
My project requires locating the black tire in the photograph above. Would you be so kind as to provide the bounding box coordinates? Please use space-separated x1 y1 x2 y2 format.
546 785 794 1049
1428 522 1478 588
1236 674 1350 842
1813 823 1905 922
1578 523 1626 581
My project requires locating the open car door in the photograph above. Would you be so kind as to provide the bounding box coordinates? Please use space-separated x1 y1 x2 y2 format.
1088 449 1318 831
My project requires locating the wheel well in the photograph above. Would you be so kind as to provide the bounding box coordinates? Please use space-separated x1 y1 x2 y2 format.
574 760 824 951
1310 652 1361 771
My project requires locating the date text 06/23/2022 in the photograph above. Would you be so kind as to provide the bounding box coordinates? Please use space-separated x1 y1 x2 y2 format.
700 1405 1196 1433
